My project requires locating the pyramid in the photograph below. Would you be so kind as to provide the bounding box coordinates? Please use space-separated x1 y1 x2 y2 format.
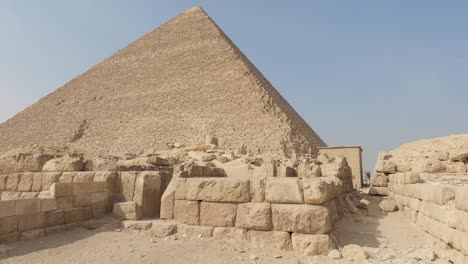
0 7 326 157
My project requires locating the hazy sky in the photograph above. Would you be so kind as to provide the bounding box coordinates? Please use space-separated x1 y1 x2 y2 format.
1 1 467 171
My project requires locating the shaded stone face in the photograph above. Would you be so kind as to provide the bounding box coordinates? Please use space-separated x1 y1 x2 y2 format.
0 7 325 158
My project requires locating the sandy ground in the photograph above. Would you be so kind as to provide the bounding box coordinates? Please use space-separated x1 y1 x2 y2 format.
0 195 461 264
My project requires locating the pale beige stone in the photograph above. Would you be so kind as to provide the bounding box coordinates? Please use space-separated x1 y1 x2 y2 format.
250 177 266 202
291 233 335 256
371 174 388 187
271 204 332 234
133 171 162 218
375 160 397 174
15 199 41 215
420 184 455 205
41 172 61 190
265 178 304 204
423 159 446 173
122 220 153 230
235 202 272 231
302 177 342 205
6 174 20 191
248 230 292 251
174 200 199 225
0 174 7 190
0 191 21 200
73 172 95 182
46 210 64 227
213 227 248 241
181 178 250 202
368 186 389 196
17 173 34 192
42 154 83 172
41 198 57 212
149 221 177 237
50 182 74 197
93 172 119 193
379 200 397 212
119 172 137 202
342 244 368 260
200 202 237 227
177 224 213 238
0 200 16 217
112 202 142 220
59 172 75 182
455 186 468 212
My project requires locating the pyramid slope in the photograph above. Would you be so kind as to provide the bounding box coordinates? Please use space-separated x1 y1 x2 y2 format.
0 7 326 157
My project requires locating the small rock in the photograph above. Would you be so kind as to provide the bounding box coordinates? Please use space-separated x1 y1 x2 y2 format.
358 199 370 209
249 254 258 260
328 249 342 259
379 200 398 212
274 255 282 259
202 154 216 162
342 244 369 261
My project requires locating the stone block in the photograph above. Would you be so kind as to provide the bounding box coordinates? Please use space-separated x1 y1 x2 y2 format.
235 202 272 231
46 210 65 227
91 203 107 219
248 230 292 251
420 184 455 205
200 202 237 227
323 199 341 223
375 160 397 174
455 186 468 212
73 172 95 182
265 178 304 204
15 199 41 215
122 220 153 230
41 172 61 190
0 232 19 243
292 234 335 256
119 172 137 201
17 213 45 232
20 192 39 199
302 177 342 205
133 171 162 218
1 191 21 200
0 174 7 190
31 173 43 192
17 172 34 192
74 193 91 207
371 174 388 187
160 189 175 220
278 165 296 177
73 182 97 194
45 225 65 235
0 216 17 235
50 182 74 197
0 200 16 217
59 172 76 182
20 229 45 240
451 228 468 255
91 192 108 204
149 221 177 237
181 178 250 202
42 154 83 172
6 174 20 191
271 204 332 234
112 202 142 220
177 224 213 238
93 172 119 193
41 198 57 212
55 196 74 209
63 207 85 224
250 177 266 202
450 209 468 233
174 200 199 225
368 187 389 196
213 227 248 241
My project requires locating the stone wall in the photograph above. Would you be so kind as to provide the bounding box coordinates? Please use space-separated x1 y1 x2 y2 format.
318 146 363 188
387 172 468 260
0 181 108 243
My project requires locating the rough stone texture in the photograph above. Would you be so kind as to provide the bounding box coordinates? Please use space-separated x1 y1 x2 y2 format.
0 200 16 217
371 174 389 187
42 155 84 172
235 202 272 231
174 200 200 225
149 221 177 237
265 178 304 204
0 7 326 159
291 234 335 256
46 210 65 227
455 186 468 212
119 172 137 202
0 216 17 235
200 202 237 227
0 146 56 173
248 230 292 251
342 244 369 260
112 202 142 220
17 213 45 232
271 204 332 234
213 227 248 241
302 177 342 205
375 160 397 174
249 177 266 202
133 171 162 218
379 200 397 212
177 224 213 238
177 178 250 203
368 187 389 196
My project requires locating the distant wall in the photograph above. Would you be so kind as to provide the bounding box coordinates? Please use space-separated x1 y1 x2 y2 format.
319 146 363 188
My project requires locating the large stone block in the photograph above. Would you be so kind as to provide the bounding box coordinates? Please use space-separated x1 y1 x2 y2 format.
271 204 332 234
73 172 95 182
449 209 468 233
177 224 213 238
0 149 53 173
371 174 388 187
59 172 75 182
291 233 335 256
31 173 43 192
250 177 266 202
149 221 177 237
112 202 142 220
41 198 57 212
17 172 34 192
15 199 41 215
72 182 98 194
41 172 61 190
46 210 65 227
18 213 45 232
63 207 85 224
74 193 91 207
6 174 20 191
179 178 250 202
265 178 304 204
368 187 389 196
302 177 342 205
200 202 237 227
160 171 183 220
133 171 162 218
93 171 119 194
119 172 137 201
1 191 21 200
248 230 292 251
50 182 74 197
455 186 468 212
55 196 74 209
0 216 17 235
235 202 272 231
375 160 397 174
213 227 248 241
174 200 200 225
420 184 455 205
0 200 16 217
0 174 7 190
42 154 83 172
91 203 108 219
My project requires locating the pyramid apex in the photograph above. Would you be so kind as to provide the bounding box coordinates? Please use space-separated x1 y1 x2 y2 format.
183 6 205 14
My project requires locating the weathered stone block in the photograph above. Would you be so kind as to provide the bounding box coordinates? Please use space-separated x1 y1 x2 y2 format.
174 200 200 225
93 172 119 193
0 200 16 217
74 193 91 207
265 178 304 204
302 177 342 205
91 203 107 219
20 229 45 240
200 202 237 227
0 174 8 190
59 172 75 182
420 184 455 205
271 204 332 234
31 173 43 192
42 154 83 172
213 227 248 241
55 196 74 209
1 191 21 200
248 230 292 251
15 199 41 215
180 178 250 202
368 187 389 196
292 234 335 256
63 207 85 224
46 210 65 227
73 172 95 182
455 186 468 212
0 216 17 235
41 172 61 190
112 202 142 220
41 198 57 212
236 202 272 231
133 171 162 218
371 174 388 187
50 182 74 197
6 174 20 191
91 192 108 204
17 173 34 192
149 221 177 237
18 213 45 232
73 182 97 194
119 172 137 201
375 160 397 174
250 177 266 202
177 224 213 238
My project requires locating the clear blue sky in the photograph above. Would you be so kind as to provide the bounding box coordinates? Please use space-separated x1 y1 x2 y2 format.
1 1 467 172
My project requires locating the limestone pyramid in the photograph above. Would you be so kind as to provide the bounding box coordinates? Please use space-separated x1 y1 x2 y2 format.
0 7 326 157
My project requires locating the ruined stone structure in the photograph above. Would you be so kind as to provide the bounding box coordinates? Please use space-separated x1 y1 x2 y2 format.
318 146 363 189
0 6 325 158
374 134 468 262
